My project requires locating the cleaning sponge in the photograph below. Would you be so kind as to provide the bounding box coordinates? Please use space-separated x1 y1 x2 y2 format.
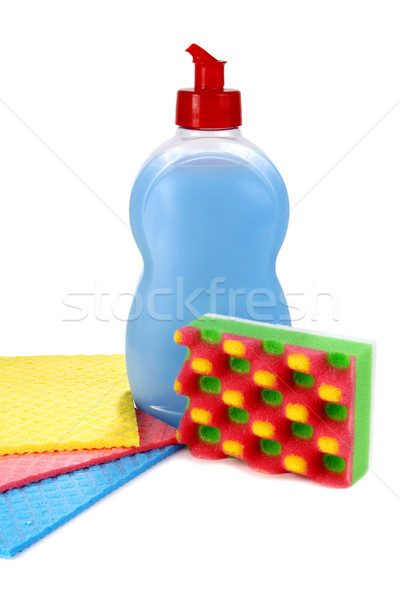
174 314 374 488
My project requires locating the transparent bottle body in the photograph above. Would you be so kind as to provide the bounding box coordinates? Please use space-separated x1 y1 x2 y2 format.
126 127 290 427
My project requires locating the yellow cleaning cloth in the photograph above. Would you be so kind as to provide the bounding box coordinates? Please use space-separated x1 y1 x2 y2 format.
0 354 139 454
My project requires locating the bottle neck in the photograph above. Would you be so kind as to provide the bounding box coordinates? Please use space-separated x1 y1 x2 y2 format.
176 127 242 140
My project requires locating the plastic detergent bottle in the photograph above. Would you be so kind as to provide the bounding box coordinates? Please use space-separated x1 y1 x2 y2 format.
126 44 291 427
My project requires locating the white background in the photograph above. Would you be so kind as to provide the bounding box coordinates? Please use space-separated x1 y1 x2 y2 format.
0 0 399 598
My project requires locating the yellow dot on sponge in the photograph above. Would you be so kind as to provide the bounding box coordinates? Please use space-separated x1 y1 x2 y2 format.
318 384 342 403
284 455 307 475
191 408 212 425
223 339 246 357
191 358 212 374
254 370 277 388
222 390 244 408
287 353 311 373
318 436 339 455
173 330 183 344
285 403 309 423
173 379 182 394
222 440 244 458
176 431 181 442
252 420 275 438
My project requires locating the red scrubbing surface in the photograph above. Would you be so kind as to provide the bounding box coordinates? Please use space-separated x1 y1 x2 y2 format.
0 411 177 493
174 315 373 488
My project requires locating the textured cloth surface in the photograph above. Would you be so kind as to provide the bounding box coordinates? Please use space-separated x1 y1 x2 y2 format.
0 354 139 453
0 411 177 493
0 445 180 557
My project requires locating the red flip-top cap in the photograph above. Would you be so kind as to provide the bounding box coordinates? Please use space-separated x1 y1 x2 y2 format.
176 44 242 130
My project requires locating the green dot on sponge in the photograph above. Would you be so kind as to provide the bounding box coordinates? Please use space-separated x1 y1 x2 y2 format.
185 396 190 410
228 407 249 424
261 389 283 406
293 371 315 388
262 340 285 355
185 348 191 361
198 425 221 444
324 402 348 421
323 454 346 473
291 422 313 439
199 375 221 394
260 439 282 456
200 328 222 344
229 356 250 374
327 352 350 370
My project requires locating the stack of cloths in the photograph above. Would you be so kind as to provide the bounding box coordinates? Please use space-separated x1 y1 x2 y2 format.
0 355 180 557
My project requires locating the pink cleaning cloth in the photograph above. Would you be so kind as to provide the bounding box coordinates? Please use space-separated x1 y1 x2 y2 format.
0 411 177 493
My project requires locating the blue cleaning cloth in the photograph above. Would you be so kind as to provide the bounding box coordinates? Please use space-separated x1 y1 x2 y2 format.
0 445 180 557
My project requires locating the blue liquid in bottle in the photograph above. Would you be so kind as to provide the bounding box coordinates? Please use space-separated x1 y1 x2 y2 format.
126 46 291 427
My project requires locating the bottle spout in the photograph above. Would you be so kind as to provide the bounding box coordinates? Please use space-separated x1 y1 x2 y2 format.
186 43 220 63
186 43 226 90
176 43 241 129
